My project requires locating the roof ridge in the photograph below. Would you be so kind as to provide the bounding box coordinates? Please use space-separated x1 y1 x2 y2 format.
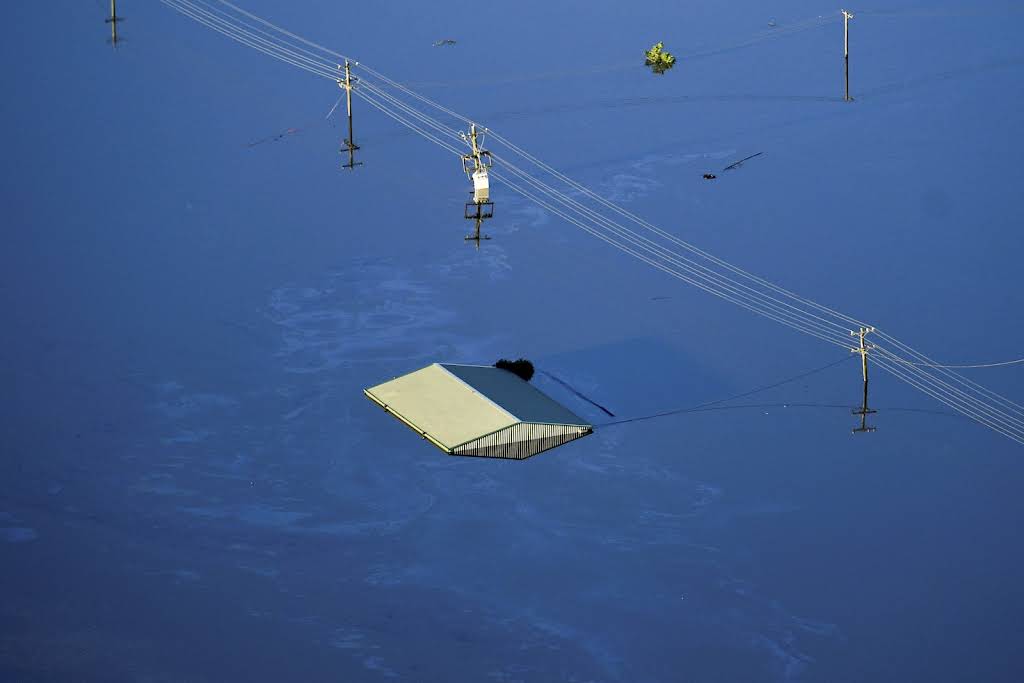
436 364 522 422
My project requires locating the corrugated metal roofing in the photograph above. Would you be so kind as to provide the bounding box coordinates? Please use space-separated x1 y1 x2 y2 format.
440 364 587 426
364 364 517 450
364 363 592 457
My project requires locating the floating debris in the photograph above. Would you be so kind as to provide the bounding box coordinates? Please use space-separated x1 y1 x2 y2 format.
433 38 457 47
247 127 303 148
723 152 763 171
245 96 343 149
703 173 717 180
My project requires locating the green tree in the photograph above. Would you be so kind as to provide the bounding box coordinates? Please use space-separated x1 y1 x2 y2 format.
645 42 676 74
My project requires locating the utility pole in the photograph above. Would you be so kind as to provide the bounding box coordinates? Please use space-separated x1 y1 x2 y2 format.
464 205 491 247
337 61 362 170
106 0 122 47
842 9 854 101
851 326 877 433
461 123 494 242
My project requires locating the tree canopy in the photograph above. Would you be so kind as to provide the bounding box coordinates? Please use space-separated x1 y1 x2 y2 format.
645 42 676 74
494 358 535 382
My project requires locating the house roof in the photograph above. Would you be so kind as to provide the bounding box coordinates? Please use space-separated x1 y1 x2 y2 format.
439 364 587 426
364 363 589 452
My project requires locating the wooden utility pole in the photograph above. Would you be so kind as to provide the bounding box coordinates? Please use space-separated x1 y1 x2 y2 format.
462 124 490 176
337 61 362 169
106 0 122 46
468 125 481 165
851 326 877 433
842 9 854 101
464 205 491 246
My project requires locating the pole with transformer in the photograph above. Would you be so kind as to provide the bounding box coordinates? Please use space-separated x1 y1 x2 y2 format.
461 123 494 242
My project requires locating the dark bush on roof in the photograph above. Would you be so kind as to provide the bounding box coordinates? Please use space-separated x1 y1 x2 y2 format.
494 358 535 382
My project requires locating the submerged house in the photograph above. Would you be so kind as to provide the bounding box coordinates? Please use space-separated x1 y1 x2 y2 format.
364 363 593 459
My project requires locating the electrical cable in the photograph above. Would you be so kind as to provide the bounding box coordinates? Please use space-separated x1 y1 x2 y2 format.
159 0 1024 446
602 355 854 427
886 357 1024 369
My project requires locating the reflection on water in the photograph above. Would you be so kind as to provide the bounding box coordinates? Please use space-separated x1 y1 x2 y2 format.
265 261 463 372
5 0 1022 681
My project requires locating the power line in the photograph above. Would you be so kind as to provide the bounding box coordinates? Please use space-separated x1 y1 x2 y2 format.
158 0 1024 446
884 356 1024 369
602 355 854 427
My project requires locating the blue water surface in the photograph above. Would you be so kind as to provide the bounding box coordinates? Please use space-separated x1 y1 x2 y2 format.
2 1 1023 681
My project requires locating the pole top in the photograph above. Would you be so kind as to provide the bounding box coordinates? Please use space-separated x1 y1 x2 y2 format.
841 8 855 19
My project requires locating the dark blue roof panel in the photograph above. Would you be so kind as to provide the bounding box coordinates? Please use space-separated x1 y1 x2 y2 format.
440 364 589 426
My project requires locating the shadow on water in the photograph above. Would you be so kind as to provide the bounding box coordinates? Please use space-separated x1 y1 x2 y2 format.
324 53 1023 159
250 52 1015 155
857 7 1024 18
485 93 845 124
479 54 1024 126
472 52 1024 178
539 370 616 417
412 14 842 91
858 55 1024 99
599 402 969 428
537 349 968 433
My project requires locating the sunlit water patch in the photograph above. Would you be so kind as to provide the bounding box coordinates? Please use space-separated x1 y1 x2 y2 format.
265 259 494 373
2 527 38 543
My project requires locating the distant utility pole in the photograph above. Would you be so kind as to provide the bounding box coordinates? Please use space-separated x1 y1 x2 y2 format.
337 61 362 170
105 0 122 46
851 326 877 433
841 9 854 101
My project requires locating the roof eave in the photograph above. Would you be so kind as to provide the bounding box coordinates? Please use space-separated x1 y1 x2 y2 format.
363 388 455 454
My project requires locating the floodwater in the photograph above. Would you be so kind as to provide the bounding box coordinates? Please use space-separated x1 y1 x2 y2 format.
3 0 1024 681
